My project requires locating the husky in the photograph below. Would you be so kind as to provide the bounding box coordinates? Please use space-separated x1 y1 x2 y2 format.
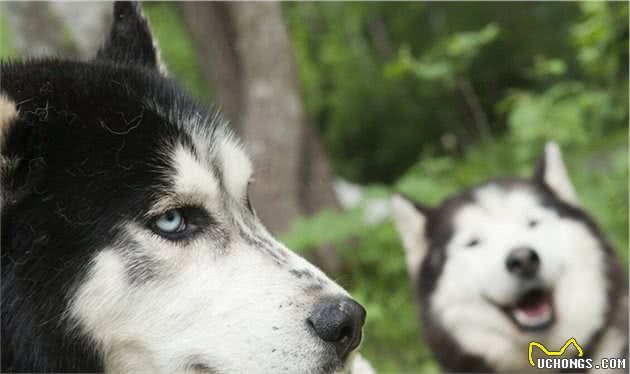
0 2 369 373
391 143 628 372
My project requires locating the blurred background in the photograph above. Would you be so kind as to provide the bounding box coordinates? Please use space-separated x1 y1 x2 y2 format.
1 2 628 372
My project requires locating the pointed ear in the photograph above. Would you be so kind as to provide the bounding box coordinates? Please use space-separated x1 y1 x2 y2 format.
391 193 431 281
533 142 579 206
96 2 164 71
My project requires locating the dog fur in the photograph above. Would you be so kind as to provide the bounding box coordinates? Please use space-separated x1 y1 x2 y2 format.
392 143 628 372
1 2 367 373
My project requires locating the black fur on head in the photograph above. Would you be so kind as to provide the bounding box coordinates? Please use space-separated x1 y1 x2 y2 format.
0 2 212 372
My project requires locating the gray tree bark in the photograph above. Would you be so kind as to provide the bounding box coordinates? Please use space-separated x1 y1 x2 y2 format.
180 2 342 273
228 2 306 235
2 1 112 59
179 2 243 132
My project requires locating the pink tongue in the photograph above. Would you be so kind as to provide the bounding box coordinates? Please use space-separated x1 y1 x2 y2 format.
518 299 549 317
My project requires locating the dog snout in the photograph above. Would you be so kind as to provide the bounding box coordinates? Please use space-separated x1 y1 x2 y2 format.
307 298 366 360
506 247 540 278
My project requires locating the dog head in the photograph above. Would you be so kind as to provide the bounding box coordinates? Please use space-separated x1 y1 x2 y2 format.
391 143 624 371
1 3 365 373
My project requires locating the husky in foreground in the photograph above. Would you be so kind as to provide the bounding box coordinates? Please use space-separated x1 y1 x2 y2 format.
1 2 369 373
392 143 628 372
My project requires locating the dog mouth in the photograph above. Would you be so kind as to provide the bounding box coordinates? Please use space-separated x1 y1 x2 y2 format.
492 288 555 331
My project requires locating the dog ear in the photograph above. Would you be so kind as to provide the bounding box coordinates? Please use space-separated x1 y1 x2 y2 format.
533 142 579 206
96 1 164 71
391 193 432 280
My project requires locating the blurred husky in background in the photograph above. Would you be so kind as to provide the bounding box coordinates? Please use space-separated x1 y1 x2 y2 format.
1 2 372 373
392 142 628 372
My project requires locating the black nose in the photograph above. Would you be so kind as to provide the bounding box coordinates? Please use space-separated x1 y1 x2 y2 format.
307 298 366 360
506 247 540 278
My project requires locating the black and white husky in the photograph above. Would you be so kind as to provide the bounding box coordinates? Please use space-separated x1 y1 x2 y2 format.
1 2 369 373
392 143 628 372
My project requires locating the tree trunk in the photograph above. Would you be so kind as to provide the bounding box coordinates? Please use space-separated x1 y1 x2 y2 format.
227 2 306 235
179 2 243 131
181 2 342 273
3 1 112 59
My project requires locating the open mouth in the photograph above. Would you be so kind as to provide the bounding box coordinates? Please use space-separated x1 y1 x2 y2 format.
497 289 555 331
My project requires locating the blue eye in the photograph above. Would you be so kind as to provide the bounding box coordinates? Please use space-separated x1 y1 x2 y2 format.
149 206 210 241
155 209 184 234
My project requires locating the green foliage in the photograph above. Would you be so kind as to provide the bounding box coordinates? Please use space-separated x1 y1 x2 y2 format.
386 23 500 85
0 8 17 59
143 2 210 101
526 55 567 79
285 3 628 372
285 2 586 183
572 2 629 84
340 223 440 374
499 82 622 148
283 208 365 251
286 3 452 183
285 134 628 373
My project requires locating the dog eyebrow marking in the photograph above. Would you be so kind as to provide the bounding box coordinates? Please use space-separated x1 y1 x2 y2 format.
217 135 253 201
172 144 220 204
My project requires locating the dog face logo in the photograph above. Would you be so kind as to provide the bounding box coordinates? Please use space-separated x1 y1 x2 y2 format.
391 143 627 372
528 338 583 367
1 2 365 373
